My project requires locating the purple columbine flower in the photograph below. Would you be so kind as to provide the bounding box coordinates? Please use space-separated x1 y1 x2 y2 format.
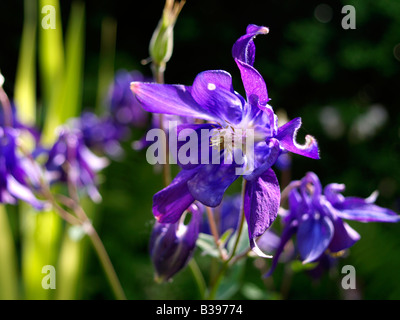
131 25 319 257
45 127 109 203
149 203 202 282
266 172 400 276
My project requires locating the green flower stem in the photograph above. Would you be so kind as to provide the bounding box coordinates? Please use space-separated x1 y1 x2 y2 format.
205 206 227 261
51 194 126 300
188 259 207 299
206 178 247 300
152 63 172 187
86 224 127 300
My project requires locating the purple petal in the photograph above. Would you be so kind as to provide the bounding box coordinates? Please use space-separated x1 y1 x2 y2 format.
131 82 215 121
334 198 400 223
153 169 197 223
235 58 269 105
328 216 360 252
191 70 243 124
324 183 346 205
244 168 280 257
149 207 201 282
264 220 298 277
187 163 239 207
232 24 269 66
275 117 320 159
6 175 48 210
297 213 334 264
244 138 281 181
175 123 218 170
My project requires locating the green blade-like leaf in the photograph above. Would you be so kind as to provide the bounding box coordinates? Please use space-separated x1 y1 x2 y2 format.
0 206 19 299
59 1 85 122
14 0 37 125
39 0 64 144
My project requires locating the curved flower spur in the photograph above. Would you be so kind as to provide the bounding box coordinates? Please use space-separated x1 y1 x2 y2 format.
131 24 320 257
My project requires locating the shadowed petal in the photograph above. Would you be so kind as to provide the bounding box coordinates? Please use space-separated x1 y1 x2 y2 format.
187 162 239 207
275 117 320 159
244 138 281 181
297 214 334 264
244 168 280 258
328 216 360 253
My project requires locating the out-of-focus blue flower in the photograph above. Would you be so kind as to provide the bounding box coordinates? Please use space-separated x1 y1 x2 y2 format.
0 99 46 209
44 127 109 203
132 24 320 257
149 203 202 282
71 111 126 159
108 70 149 128
0 127 46 210
266 172 400 276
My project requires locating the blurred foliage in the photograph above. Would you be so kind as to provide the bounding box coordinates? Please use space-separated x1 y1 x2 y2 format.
0 0 399 299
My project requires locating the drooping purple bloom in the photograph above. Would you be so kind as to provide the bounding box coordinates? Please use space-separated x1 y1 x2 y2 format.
0 101 46 210
132 25 320 257
266 172 400 276
0 127 46 210
44 127 109 203
149 203 202 282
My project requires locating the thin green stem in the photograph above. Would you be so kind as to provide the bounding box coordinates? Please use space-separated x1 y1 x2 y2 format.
87 226 127 300
152 62 171 186
188 259 207 299
205 206 227 261
206 178 247 300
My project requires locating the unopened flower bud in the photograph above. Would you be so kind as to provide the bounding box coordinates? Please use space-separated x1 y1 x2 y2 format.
149 0 185 73
149 203 201 282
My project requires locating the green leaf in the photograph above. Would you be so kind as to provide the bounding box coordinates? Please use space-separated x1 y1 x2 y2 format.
0 206 19 299
41 1 85 145
216 259 246 299
227 222 249 257
39 0 64 143
14 0 37 125
196 233 220 258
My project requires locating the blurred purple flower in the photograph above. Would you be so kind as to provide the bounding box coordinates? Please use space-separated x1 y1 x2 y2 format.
266 172 400 276
0 127 46 210
71 111 126 159
45 127 109 203
149 203 202 282
0 100 46 209
109 70 149 128
132 24 319 257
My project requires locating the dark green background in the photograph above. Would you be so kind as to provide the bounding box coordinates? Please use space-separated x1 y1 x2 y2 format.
1 0 400 299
